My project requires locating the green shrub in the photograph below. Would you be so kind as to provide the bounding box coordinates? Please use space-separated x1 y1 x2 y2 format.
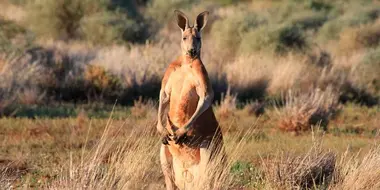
356 22 380 48
238 25 278 54
266 1 319 24
208 0 240 6
317 7 380 42
0 18 26 39
25 0 146 44
5 0 29 5
276 25 308 53
290 13 328 31
0 31 13 54
357 47 380 96
238 24 308 55
210 9 265 56
109 0 143 18
349 8 380 26
317 20 344 42
234 6 328 55
0 18 33 55
337 21 380 54
81 12 143 44
146 0 199 24
308 0 333 12
25 0 85 40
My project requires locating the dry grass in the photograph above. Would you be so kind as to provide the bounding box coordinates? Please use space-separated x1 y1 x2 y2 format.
263 145 336 189
130 97 157 118
0 1 26 23
49 140 380 190
331 147 380 190
275 87 339 134
17 88 46 105
225 55 270 100
0 159 29 188
224 53 315 99
90 43 174 89
338 19 380 55
216 88 237 118
44 111 259 190
0 55 47 112
262 137 380 190
50 120 162 189
243 100 265 117
0 103 378 189
267 55 309 96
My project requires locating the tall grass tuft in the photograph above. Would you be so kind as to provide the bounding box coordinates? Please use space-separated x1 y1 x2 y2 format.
263 146 336 189
331 146 380 190
216 88 237 118
275 87 339 134
50 115 162 189
48 110 260 189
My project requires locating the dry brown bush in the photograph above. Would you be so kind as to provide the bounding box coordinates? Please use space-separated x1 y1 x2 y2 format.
84 64 121 93
17 88 46 105
0 54 48 113
307 49 332 68
338 19 380 55
263 146 336 189
276 87 339 134
243 100 265 117
0 159 29 189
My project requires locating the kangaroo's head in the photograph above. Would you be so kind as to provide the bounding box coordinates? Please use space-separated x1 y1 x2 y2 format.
174 10 209 59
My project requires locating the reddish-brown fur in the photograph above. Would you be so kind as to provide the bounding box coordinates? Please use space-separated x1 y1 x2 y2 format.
157 10 225 190
162 56 222 159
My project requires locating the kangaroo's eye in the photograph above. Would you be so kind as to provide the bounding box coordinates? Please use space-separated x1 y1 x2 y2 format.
183 37 187 40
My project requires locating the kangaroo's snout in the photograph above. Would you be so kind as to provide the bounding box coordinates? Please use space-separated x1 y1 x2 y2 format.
187 49 197 57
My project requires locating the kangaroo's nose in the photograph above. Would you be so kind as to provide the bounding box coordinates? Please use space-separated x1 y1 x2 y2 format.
188 49 196 56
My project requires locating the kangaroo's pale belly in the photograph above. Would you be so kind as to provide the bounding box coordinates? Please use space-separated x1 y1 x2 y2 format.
167 69 199 128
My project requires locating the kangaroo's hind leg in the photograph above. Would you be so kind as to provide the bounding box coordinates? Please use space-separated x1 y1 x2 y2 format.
198 137 226 189
160 144 176 190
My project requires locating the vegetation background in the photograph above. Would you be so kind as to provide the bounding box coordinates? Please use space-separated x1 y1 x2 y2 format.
0 0 379 189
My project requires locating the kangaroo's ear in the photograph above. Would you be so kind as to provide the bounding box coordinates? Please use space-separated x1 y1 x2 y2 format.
195 11 209 31
174 10 189 31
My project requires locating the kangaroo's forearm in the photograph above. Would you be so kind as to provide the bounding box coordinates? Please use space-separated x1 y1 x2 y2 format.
157 102 169 131
158 102 169 121
157 90 170 133
183 92 213 130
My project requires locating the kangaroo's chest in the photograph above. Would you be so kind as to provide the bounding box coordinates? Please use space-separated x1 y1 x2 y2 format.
167 67 199 124
169 66 198 100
